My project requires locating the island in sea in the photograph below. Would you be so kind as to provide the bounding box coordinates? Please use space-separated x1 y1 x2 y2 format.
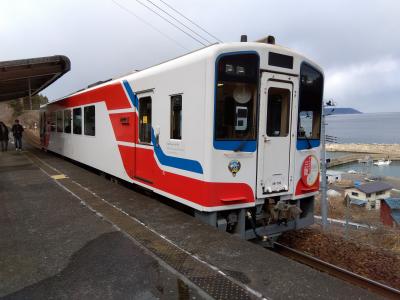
324 107 362 115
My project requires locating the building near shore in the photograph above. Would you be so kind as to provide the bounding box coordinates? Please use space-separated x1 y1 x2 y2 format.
381 198 400 228
326 170 343 184
345 182 392 210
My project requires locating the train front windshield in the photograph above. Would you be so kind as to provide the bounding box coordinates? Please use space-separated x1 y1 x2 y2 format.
215 54 259 141
297 64 324 140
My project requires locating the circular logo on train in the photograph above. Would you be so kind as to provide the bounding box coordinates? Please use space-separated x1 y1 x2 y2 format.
228 160 241 177
301 155 319 187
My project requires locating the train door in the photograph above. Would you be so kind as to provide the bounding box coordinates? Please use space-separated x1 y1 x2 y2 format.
257 73 293 196
134 92 155 184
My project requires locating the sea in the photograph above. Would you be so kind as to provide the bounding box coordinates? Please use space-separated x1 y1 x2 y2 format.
326 112 400 178
325 112 400 144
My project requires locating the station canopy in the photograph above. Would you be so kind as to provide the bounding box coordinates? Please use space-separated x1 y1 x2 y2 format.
0 55 70 102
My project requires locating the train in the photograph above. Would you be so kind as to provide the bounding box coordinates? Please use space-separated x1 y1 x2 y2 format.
40 37 323 240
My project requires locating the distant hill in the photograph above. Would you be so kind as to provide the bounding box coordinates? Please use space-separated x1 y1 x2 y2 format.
324 107 362 115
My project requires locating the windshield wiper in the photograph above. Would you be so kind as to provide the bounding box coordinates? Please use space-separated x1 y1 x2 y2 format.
303 135 313 149
234 141 247 152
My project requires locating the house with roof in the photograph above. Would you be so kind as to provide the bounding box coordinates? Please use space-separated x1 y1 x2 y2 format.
344 181 392 210
326 170 343 184
381 198 400 228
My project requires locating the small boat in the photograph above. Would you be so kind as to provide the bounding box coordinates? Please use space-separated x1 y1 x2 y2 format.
347 169 357 174
373 159 392 166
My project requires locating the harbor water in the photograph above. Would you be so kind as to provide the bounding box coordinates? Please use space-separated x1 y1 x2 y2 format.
326 112 400 177
325 112 400 144
329 160 400 178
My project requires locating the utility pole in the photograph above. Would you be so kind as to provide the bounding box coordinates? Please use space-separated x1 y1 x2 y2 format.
320 100 335 230
345 194 350 240
320 106 328 230
28 77 32 110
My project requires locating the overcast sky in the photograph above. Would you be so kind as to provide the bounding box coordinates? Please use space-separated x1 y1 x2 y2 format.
1 0 399 112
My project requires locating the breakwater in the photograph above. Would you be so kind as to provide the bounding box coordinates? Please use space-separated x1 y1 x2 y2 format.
326 144 400 168
326 143 400 155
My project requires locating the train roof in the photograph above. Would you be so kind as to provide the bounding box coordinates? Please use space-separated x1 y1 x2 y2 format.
45 41 322 105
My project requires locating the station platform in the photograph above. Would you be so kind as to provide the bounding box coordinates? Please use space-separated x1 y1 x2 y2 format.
0 146 380 299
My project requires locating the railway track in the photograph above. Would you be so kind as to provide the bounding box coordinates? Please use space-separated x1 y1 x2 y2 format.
273 242 400 299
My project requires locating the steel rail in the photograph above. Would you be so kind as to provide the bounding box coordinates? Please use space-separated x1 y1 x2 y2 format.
273 242 400 299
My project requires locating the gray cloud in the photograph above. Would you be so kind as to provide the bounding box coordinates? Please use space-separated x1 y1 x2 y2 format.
1 0 399 111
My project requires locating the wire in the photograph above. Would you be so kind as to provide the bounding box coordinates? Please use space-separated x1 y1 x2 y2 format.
144 0 212 45
158 0 223 43
135 0 207 46
111 0 190 51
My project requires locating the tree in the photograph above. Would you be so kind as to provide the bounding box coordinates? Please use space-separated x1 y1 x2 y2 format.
22 93 48 110
8 99 24 118
7 93 48 118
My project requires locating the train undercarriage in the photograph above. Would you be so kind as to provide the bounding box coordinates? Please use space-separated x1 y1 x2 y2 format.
195 196 315 243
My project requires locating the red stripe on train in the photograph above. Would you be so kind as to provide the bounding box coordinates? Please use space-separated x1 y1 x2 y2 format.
48 82 255 208
53 83 131 110
109 112 137 143
118 145 254 207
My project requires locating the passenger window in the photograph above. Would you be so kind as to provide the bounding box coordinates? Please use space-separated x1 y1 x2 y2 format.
170 95 182 140
266 88 290 137
139 96 152 144
84 105 95 136
73 107 82 134
50 112 56 132
64 110 72 133
40 112 46 136
56 111 63 132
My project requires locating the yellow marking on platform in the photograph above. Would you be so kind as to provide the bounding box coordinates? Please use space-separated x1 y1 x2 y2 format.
51 174 68 180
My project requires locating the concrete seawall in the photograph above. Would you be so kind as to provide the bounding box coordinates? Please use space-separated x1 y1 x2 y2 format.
327 143 400 155
327 153 400 167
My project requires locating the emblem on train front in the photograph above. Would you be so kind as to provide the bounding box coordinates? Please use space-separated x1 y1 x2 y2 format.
228 160 241 177
301 155 319 187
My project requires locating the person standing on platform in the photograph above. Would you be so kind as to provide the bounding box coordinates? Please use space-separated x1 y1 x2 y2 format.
0 121 9 152
12 119 24 151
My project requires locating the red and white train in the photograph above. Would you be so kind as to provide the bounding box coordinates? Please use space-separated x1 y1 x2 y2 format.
40 39 323 240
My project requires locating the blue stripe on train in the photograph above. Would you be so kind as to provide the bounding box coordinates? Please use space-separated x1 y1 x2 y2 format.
296 139 320 150
151 130 203 174
213 140 257 152
122 80 204 174
123 80 138 109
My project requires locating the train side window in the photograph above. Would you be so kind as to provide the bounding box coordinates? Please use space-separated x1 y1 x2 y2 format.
170 95 182 140
64 110 72 133
138 96 152 144
50 112 56 132
56 111 63 132
73 107 82 134
40 112 46 136
266 88 290 137
84 105 95 136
